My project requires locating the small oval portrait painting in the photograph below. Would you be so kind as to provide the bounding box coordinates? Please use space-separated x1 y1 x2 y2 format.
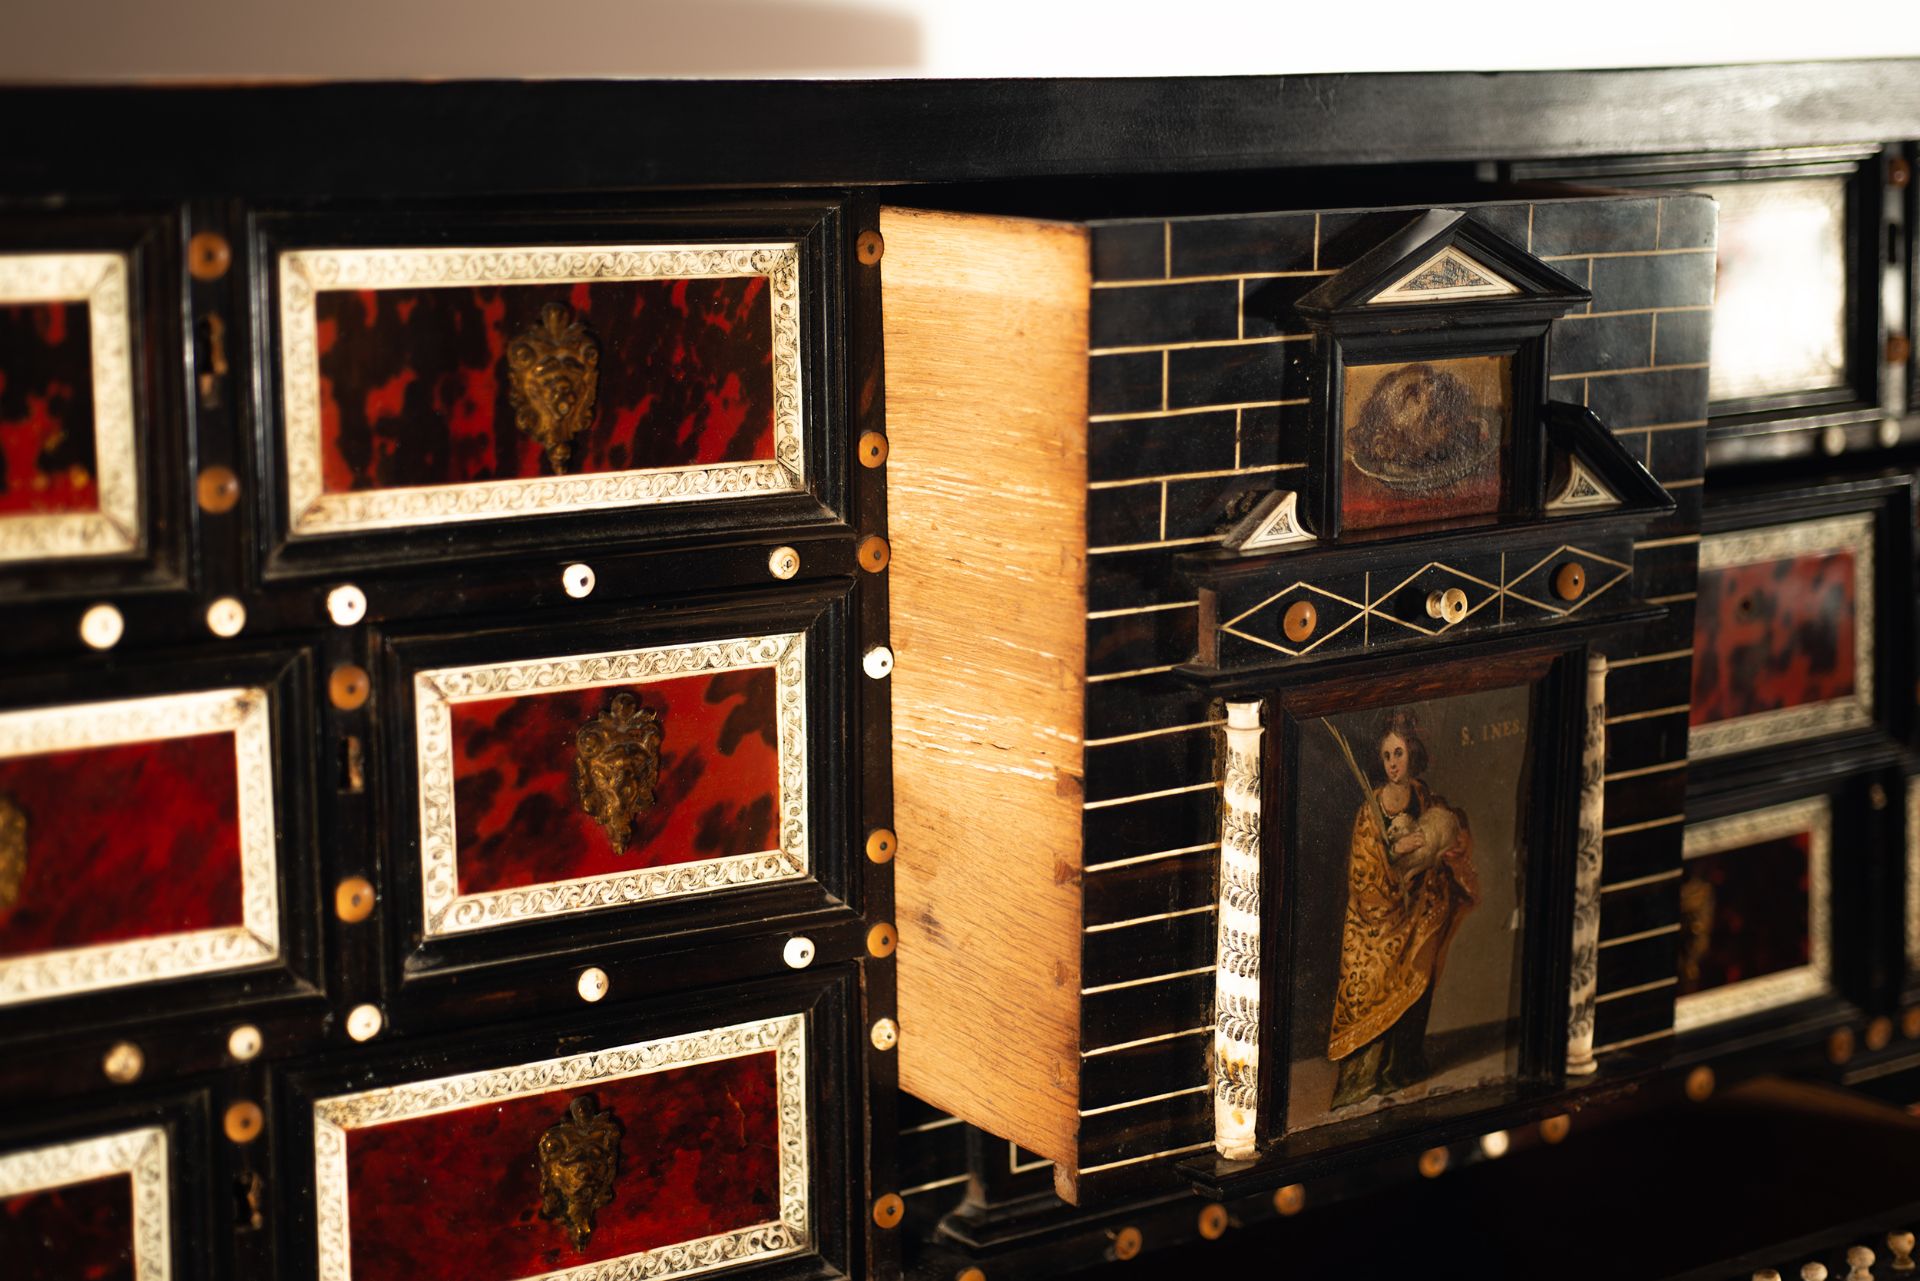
1341 353 1512 531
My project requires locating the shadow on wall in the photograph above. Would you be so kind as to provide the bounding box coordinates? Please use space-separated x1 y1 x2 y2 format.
0 0 924 80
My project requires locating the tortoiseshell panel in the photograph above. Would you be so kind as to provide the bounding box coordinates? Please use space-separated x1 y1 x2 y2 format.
1675 798 1831 1031
0 1127 169 1280
279 244 804 535
1693 551 1856 721
343 1055 779 1279
449 668 780 898
314 279 775 492
414 633 807 937
1678 831 1812 996
0 1172 135 1280
0 689 279 1007
0 732 243 959
313 1016 808 1281
1690 513 1873 758
0 301 98 517
0 253 138 562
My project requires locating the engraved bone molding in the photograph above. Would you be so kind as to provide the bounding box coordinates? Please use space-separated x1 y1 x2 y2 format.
413 633 809 936
312 1013 811 1281
0 688 280 1007
0 1126 171 1279
0 252 141 564
277 242 806 536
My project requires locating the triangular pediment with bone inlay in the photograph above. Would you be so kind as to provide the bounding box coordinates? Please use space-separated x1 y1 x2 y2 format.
1368 245 1520 305
1295 208 1590 326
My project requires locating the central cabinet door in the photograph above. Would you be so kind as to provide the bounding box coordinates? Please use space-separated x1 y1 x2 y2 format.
881 190 1709 1202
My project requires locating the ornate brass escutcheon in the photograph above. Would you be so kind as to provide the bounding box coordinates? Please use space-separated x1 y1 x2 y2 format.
507 303 601 472
538 1095 623 1252
0 794 25 913
574 692 665 851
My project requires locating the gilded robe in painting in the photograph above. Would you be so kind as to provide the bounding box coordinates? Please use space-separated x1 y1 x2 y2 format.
1328 779 1479 1067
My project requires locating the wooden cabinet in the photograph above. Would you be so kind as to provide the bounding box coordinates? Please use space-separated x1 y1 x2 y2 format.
0 191 892 1281
1 66 1918 1281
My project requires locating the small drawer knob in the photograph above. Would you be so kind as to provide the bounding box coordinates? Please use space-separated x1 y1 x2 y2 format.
1282 600 1317 643
858 535 891 573
335 876 376 923
329 665 371 711
197 465 241 513
102 1041 144 1084
1553 561 1586 601
224 1101 264 1144
188 231 232 281
1426 587 1469 624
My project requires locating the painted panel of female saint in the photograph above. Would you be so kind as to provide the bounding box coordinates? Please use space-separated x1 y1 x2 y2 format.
1285 684 1534 1132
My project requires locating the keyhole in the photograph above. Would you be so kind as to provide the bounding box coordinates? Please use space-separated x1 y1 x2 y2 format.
234 1172 265 1231
339 735 365 793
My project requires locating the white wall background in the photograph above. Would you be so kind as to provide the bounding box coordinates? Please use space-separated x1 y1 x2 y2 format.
0 0 1916 81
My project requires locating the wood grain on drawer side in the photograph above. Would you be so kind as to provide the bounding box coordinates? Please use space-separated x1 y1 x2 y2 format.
881 206 1089 1195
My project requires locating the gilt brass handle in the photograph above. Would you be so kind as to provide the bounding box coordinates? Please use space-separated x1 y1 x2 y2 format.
508 304 601 472
575 693 664 851
538 1096 622 1252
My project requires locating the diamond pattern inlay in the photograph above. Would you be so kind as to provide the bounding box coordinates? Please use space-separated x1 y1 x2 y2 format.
1210 543 1634 665
1221 582 1366 657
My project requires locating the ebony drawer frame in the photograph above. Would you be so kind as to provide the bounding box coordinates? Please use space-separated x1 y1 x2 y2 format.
243 196 849 582
271 966 862 1281
367 580 861 1018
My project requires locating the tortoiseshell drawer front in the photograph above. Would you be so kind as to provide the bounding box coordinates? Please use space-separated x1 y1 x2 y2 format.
1690 476 1912 763
382 585 850 965
0 652 316 1027
0 694 273 1002
0 1125 172 1277
1675 796 1836 1032
285 976 854 1281
0 1091 211 1281
0 252 139 566
259 204 839 563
